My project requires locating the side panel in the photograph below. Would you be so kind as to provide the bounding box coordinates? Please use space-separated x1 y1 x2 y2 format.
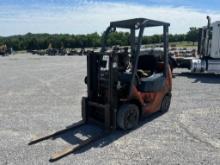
218 23 220 58
207 60 220 73
210 22 220 58
129 66 172 116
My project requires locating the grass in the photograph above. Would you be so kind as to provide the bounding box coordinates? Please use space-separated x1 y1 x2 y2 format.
170 41 198 48
145 41 198 48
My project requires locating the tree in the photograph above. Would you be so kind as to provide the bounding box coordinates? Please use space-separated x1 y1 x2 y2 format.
0 28 197 51
186 27 199 45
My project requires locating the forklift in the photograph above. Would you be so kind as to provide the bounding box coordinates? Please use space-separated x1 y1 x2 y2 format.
29 18 172 161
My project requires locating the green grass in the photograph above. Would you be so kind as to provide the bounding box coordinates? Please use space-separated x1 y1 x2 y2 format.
170 41 198 48
145 41 198 48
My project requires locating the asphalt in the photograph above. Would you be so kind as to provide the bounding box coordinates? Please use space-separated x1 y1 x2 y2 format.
0 54 220 165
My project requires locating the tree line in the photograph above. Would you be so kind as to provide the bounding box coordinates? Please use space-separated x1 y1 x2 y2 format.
0 28 199 51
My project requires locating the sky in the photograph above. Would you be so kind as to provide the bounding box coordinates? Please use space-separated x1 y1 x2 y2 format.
0 0 220 36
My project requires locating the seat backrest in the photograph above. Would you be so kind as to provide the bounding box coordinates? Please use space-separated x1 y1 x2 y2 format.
138 73 165 92
137 55 157 72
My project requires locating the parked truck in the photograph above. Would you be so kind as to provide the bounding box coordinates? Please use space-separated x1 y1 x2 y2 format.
191 16 220 73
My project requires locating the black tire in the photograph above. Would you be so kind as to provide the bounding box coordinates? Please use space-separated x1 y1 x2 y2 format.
159 92 172 113
84 76 88 84
117 104 139 130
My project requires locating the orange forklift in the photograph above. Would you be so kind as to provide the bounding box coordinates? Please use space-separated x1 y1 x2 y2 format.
29 18 172 161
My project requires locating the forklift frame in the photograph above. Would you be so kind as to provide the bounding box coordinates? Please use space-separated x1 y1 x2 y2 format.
29 18 171 162
83 18 170 131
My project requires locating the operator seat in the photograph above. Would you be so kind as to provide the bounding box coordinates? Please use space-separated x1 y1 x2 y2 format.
137 55 157 78
136 54 165 92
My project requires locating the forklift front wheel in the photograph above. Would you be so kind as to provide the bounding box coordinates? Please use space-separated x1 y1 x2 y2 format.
117 104 139 130
159 92 172 113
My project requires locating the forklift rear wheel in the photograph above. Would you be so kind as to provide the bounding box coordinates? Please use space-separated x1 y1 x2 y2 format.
159 92 172 113
117 104 139 130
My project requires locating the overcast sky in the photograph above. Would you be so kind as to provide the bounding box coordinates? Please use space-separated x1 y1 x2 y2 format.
0 0 220 36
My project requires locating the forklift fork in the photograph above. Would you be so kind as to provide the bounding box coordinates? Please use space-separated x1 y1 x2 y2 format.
28 121 110 162
49 131 109 162
28 120 85 145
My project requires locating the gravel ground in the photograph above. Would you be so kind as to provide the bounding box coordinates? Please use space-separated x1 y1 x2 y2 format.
0 53 220 165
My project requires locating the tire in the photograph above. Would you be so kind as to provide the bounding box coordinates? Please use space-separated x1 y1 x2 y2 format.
159 92 172 113
117 104 139 130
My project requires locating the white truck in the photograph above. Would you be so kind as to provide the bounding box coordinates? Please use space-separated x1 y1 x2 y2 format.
191 16 220 73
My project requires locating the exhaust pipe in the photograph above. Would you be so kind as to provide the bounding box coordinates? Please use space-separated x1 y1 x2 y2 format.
206 16 211 29
205 16 211 58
